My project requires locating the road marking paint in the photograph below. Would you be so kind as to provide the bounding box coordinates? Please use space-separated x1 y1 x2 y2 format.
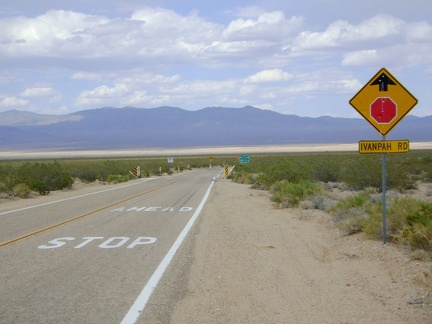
120 178 217 324
0 179 180 249
99 237 132 249
37 236 157 249
0 178 156 216
112 206 193 212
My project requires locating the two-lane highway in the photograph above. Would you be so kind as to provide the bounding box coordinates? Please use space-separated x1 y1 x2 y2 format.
0 168 222 323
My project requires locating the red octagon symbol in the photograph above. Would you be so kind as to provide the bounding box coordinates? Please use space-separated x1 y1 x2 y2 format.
370 97 397 124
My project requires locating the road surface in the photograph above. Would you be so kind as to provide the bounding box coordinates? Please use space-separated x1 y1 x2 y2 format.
0 168 221 323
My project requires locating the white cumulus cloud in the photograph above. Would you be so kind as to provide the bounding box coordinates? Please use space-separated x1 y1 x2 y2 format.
245 69 293 83
21 87 54 97
0 96 29 107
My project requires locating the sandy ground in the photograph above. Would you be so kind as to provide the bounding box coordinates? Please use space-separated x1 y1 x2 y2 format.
170 179 432 323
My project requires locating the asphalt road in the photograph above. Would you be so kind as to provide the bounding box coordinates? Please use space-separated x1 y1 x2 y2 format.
0 168 222 324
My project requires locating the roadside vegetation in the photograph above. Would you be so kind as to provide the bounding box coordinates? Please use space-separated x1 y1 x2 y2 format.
0 161 74 196
1 150 432 257
0 155 225 196
229 150 432 255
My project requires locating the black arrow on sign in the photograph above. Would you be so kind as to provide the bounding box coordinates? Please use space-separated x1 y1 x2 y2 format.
370 72 396 91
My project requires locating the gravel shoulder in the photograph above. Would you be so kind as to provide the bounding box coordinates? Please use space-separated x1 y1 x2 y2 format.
170 179 432 323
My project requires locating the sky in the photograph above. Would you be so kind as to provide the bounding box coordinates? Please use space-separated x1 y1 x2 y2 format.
0 0 431 118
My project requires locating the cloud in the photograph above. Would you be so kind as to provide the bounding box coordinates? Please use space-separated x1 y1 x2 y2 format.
0 5 430 117
406 21 432 42
291 14 411 58
72 72 102 80
254 104 274 110
0 10 109 57
245 69 293 83
21 87 54 97
76 83 130 106
0 9 427 72
118 74 181 84
231 6 266 18
0 8 303 68
0 96 29 108
75 72 183 107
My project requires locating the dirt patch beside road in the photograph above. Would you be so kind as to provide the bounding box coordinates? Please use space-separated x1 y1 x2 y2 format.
171 179 432 323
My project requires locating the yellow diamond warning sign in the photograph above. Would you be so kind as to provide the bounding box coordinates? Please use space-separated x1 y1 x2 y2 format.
349 68 418 136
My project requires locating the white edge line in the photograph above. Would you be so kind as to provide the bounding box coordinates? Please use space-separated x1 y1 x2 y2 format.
120 178 217 324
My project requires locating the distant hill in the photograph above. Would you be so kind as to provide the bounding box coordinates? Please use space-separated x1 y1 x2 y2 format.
0 106 431 150
0 109 83 126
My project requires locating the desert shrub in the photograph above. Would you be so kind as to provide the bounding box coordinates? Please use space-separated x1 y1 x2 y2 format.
339 156 382 190
265 160 312 187
387 160 417 191
106 174 131 184
236 173 254 184
0 175 14 195
332 192 432 250
252 173 270 189
308 195 338 211
12 161 73 195
332 192 370 210
331 192 382 237
29 179 51 195
386 197 420 236
362 205 384 238
314 158 340 183
336 209 369 235
13 183 31 198
231 151 432 192
413 266 432 290
402 201 432 251
68 162 101 182
271 180 322 208
411 250 430 261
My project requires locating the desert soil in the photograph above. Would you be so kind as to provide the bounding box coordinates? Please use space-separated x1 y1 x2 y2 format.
169 178 432 323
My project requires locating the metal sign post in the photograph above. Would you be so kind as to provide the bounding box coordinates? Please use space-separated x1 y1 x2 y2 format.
381 135 387 244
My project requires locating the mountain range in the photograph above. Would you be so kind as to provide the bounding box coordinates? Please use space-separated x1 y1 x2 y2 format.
0 106 431 150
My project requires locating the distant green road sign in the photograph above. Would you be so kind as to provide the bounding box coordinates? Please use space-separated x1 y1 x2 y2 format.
239 155 250 164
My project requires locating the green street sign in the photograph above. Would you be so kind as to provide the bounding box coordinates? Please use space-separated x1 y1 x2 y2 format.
239 155 250 164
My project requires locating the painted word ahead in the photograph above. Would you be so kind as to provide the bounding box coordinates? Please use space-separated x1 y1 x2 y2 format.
112 206 193 212
358 140 409 154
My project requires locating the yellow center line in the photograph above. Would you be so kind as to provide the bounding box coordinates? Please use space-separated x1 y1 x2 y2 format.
0 178 181 249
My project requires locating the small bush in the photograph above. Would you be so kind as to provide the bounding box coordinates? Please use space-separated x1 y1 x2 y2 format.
331 193 432 250
253 173 269 190
336 209 368 235
362 206 383 238
106 174 130 184
271 180 322 208
411 250 430 261
332 192 370 211
30 179 51 195
230 171 254 185
307 195 338 211
413 266 432 290
402 201 432 251
13 183 31 198
331 192 382 238
12 161 73 195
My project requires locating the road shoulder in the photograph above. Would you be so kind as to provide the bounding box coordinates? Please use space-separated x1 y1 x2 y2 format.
170 179 432 323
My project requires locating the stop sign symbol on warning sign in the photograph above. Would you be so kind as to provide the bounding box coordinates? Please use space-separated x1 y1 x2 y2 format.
370 97 397 124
